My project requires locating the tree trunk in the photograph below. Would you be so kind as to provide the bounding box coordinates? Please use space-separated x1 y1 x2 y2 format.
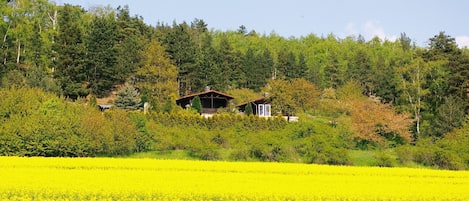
16 40 20 64
2 23 11 65
415 110 420 136
48 10 57 31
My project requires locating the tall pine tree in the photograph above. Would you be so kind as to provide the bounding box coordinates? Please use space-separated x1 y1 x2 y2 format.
86 12 119 97
193 33 219 91
216 35 243 90
347 48 373 95
294 53 308 79
243 48 257 89
158 22 197 96
425 32 469 110
54 4 88 99
115 5 149 83
323 50 342 88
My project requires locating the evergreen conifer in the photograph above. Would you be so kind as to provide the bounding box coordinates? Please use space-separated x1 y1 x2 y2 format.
191 96 203 114
115 84 141 110
245 102 253 116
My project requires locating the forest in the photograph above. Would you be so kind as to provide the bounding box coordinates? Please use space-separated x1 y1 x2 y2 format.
0 1 468 169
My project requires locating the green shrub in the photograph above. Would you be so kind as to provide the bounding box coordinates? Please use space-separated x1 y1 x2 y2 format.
244 102 253 115
188 140 221 161
0 88 146 157
89 95 97 108
414 138 437 167
395 145 415 164
412 137 467 170
149 112 287 131
114 84 141 110
432 149 464 170
374 151 395 167
191 96 202 114
438 123 469 169
289 117 352 165
198 148 221 161
230 147 250 161
304 142 350 165
129 112 153 152
104 110 139 155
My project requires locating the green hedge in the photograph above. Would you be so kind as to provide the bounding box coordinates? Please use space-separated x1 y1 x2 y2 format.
0 88 145 157
149 112 287 131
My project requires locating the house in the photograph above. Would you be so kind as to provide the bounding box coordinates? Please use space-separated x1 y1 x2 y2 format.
176 88 235 115
237 96 299 122
98 104 112 112
236 97 272 117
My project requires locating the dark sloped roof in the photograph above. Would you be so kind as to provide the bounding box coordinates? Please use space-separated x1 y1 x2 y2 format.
176 90 235 102
236 96 270 107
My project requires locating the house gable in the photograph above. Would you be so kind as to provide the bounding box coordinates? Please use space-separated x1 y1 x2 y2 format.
176 90 234 114
237 97 272 117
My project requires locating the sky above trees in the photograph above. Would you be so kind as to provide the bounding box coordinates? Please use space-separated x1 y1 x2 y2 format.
58 0 469 48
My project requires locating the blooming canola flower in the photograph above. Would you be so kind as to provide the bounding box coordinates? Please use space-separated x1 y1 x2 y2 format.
0 157 468 200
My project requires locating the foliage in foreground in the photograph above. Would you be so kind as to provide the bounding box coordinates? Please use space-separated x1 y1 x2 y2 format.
396 116 469 170
148 111 351 164
1 157 469 201
0 88 146 156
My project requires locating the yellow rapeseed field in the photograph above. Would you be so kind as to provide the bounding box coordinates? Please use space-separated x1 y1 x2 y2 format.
0 157 468 200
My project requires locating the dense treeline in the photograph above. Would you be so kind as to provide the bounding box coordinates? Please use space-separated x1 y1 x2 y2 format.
1 1 468 169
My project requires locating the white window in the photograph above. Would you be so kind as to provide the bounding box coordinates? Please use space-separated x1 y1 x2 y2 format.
258 104 271 117
264 104 271 117
258 104 264 116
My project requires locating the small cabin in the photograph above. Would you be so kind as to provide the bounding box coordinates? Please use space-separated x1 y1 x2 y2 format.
176 88 234 115
98 104 112 112
237 97 272 117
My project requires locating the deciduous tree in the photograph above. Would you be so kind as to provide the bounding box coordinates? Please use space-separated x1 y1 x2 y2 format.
397 56 432 139
337 82 413 146
135 40 178 109
227 88 259 105
264 78 320 115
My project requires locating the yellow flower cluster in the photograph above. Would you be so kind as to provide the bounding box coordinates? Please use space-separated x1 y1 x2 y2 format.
0 157 468 200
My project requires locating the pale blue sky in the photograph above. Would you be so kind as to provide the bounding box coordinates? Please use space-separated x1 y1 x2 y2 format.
56 0 469 47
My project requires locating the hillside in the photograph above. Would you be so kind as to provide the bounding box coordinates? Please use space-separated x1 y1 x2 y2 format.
0 1 468 170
